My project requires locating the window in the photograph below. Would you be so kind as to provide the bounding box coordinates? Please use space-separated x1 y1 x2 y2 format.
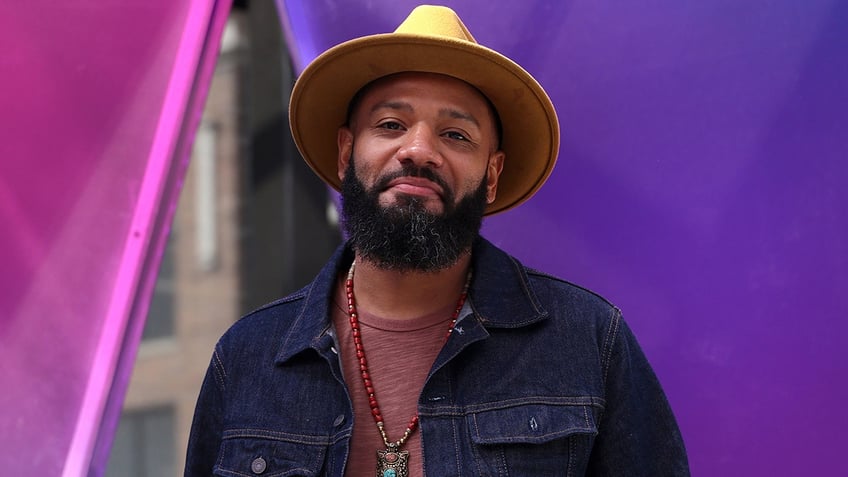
105 406 175 477
193 122 219 272
143 234 176 340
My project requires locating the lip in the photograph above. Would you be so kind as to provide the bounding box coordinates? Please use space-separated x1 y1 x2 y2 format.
384 176 444 199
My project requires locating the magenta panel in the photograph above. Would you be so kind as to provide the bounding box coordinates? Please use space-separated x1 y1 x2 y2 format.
0 1 231 475
278 0 848 474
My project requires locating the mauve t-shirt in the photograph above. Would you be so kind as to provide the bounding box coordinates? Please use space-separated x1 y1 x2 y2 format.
332 277 456 477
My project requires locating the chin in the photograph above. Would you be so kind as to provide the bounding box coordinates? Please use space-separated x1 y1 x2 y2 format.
382 193 445 215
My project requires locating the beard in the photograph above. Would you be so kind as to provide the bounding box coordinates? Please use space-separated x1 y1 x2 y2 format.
340 156 488 272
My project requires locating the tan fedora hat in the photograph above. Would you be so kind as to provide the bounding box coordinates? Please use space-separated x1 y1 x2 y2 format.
289 5 559 215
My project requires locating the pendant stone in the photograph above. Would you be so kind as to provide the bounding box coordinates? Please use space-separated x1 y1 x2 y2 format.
376 449 409 477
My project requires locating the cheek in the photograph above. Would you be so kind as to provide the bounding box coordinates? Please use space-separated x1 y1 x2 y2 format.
358 162 386 189
351 143 396 178
454 171 487 201
348 145 376 181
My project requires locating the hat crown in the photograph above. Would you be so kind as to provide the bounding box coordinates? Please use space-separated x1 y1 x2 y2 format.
394 5 477 43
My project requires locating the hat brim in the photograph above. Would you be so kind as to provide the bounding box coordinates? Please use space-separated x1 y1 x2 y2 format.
289 33 559 216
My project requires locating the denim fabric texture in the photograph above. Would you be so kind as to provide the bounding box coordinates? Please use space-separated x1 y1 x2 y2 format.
185 238 690 476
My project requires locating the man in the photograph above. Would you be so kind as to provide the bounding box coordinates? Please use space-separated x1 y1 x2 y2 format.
185 5 689 476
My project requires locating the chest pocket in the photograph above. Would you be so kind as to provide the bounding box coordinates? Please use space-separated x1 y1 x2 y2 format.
214 429 327 477
469 403 598 476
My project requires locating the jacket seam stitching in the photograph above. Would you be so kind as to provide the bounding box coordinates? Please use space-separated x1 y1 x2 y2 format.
509 256 548 317
212 347 227 391
600 308 621 389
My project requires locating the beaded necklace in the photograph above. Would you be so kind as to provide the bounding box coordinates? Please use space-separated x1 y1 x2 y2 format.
345 260 471 477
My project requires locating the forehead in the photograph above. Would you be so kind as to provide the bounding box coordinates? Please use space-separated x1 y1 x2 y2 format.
348 72 496 123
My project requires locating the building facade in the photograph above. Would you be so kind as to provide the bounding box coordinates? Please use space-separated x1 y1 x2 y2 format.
106 4 340 475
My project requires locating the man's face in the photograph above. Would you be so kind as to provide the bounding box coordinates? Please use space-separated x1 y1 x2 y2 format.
337 72 505 271
337 72 504 215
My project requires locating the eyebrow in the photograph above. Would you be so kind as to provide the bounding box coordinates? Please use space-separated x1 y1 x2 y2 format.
370 100 414 114
441 108 480 127
369 101 481 128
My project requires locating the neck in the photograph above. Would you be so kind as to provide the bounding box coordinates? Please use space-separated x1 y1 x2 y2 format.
349 251 472 321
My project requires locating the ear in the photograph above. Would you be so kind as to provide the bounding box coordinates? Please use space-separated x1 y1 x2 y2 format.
485 150 505 204
337 127 353 182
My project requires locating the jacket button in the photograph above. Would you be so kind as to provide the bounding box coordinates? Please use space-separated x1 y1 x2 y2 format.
334 414 346 426
251 457 267 474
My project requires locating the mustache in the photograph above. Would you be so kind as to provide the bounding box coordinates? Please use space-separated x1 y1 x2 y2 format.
373 164 453 200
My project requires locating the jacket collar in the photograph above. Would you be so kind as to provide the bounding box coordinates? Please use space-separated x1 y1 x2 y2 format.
275 237 548 364
466 237 549 328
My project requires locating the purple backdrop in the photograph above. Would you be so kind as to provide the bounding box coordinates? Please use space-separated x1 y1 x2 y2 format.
0 1 231 475
277 0 847 474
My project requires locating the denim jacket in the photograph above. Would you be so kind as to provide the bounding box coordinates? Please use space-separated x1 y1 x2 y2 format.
185 238 689 476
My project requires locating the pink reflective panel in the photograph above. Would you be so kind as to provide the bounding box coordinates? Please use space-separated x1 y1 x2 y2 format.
0 1 231 475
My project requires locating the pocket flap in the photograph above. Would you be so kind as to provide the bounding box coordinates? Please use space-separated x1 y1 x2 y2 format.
215 430 327 476
470 403 597 445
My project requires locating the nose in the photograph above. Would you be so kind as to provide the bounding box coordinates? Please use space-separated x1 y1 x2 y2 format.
396 124 442 168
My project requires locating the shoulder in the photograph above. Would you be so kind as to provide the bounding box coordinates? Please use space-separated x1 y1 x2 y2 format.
472 237 620 336
525 265 620 318
522 266 624 358
473 237 620 324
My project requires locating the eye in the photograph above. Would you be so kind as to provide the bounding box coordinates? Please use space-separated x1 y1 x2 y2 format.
378 121 404 131
444 131 469 141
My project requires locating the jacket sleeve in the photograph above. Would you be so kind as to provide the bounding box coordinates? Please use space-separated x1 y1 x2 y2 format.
184 346 227 476
587 311 690 476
